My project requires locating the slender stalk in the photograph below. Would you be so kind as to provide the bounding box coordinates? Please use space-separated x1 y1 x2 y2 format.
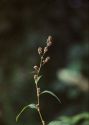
36 83 45 125
35 56 46 125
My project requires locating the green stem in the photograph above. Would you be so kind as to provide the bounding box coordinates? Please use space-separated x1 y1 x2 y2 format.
36 83 45 125
35 55 46 125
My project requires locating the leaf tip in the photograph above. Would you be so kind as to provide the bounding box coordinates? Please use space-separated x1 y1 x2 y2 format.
16 115 19 122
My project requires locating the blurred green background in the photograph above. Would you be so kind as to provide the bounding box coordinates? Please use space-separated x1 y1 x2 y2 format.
0 0 89 125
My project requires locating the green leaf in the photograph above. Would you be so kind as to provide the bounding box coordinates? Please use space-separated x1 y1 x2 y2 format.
54 112 89 125
40 90 61 103
16 104 37 122
28 104 36 109
72 112 89 124
48 121 62 125
35 75 42 84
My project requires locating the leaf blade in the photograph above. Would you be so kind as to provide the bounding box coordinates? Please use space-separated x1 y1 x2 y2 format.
16 104 37 122
40 90 61 103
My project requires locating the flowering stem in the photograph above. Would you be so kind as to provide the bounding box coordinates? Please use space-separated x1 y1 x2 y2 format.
33 36 53 125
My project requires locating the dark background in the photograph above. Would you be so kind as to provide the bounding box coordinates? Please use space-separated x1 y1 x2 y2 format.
0 0 89 125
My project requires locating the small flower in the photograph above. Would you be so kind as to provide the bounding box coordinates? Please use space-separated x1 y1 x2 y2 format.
47 35 53 47
33 65 38 70
43 57 50 64
47 35 52 42
38 47 42 55
47 41 52 47
44 47 48 53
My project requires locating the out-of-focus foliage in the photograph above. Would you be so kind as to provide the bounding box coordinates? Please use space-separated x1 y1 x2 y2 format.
0 0 89 125
48 112 89 125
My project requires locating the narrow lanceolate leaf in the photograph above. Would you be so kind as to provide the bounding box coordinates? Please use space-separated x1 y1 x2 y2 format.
16 104 37 122
35 75 42 84
40 90 61 103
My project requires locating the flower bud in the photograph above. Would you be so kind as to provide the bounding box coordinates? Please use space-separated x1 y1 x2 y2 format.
44 47 48 53
47 35 52 42
47 41 52 47
44 57 50 63
33 65 38 70
38 47 42 55
47 36 53 47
